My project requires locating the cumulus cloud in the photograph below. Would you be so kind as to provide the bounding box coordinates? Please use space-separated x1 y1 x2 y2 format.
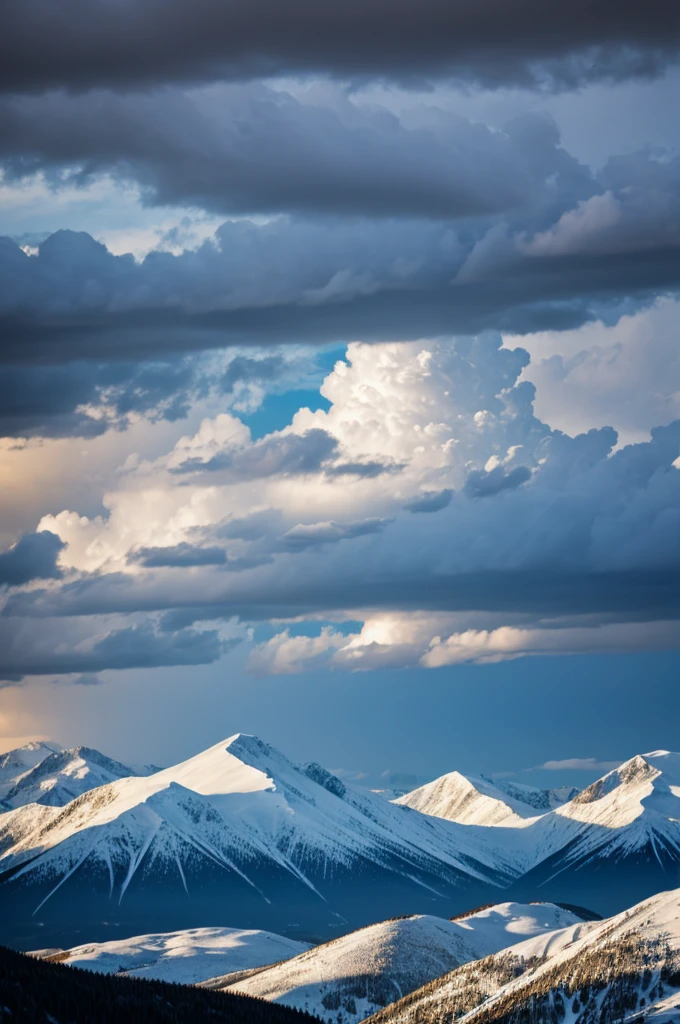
3 336 680 677
2 0 677 94
0 530 64 585
538 757 623 771
508 297 680 444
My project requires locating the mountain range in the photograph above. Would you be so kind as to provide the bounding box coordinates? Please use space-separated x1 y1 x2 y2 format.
1 734 680 950
367 887 680 1024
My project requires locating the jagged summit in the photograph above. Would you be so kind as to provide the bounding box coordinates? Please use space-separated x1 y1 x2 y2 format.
395 770 543 828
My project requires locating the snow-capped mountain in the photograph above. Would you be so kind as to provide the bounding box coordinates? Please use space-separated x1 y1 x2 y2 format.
395 771 545 828
34 926 311 985
3 737 680 950
3 746 159 810
217 903 585 1023
395 772 577 828
367 887 680 1024
0 734 516 950
0 741 61 804
510 750 680 913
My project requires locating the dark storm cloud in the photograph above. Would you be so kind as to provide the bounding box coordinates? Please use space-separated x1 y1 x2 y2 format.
0 531 64 586
130 543 228 568
0 618 232 681
0 87 539 219
5 568 680 625
0 357 201 438
3 166 680 371
1 0 678 94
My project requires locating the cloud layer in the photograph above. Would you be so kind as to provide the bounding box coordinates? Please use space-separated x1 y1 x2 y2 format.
2 0 678 94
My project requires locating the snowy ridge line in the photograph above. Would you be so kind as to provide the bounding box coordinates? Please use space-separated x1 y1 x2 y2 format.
366 888 680 1024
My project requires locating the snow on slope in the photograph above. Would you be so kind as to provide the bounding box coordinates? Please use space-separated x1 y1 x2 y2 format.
217 904 584 1023
395 771 543 828
36 926 311 984
0 735 522 947
3 746 158 809
521 751 680 876
367 888 680 1024
0 741 61 803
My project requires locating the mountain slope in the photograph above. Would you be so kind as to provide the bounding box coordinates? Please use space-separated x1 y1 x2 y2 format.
395 772 544 828
0 734 515 949
216 903 584 1023
34 925 311 984
0 944 319 1024
510 751 680 914
366 888 680 1024
3 745 159 809
0 741 61 804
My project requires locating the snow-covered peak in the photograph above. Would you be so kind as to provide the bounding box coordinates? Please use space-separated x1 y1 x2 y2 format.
395 770 542 828
3 745 158 810
0 741 62 803
558 749 680 829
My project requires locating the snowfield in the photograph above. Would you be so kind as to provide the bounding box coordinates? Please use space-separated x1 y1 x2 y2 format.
34 926 311 984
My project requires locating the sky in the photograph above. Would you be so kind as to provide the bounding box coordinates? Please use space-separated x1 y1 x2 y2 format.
1 0 679 786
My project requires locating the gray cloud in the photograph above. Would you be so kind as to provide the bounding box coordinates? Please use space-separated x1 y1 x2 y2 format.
281 518 389 550
173 428 339 477
0 531 64 586
0 618 232 681
2 155 679 370
1 0 677 94
130 543 228 568
403 489 453 513
464 464 532 497
0 86 542 219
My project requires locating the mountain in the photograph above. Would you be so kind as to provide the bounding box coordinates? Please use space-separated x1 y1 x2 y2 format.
491 779 580 812
0 734 517 950
215 903 585 1024
2 745 159 810
0 741 61 804
0 944 318 1024
509 751 680 914
395 772 577 827
366 887 680 1024
32 925 311 985
395 771 545 828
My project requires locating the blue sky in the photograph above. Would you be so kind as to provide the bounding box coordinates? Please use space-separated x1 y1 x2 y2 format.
1 4 679 782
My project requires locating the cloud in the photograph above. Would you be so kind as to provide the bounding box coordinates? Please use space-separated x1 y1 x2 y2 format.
508 297 680 444
172 427 339 478
0 530 64 585
3 336 680 679
538 757 623 771
1 138 679 370
0 616 238 681
0 85 540 219
281 518 389 549
130 543 228 567
2 0 677 94
248 627 348 676
464 464 532 498
403 489 453 513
